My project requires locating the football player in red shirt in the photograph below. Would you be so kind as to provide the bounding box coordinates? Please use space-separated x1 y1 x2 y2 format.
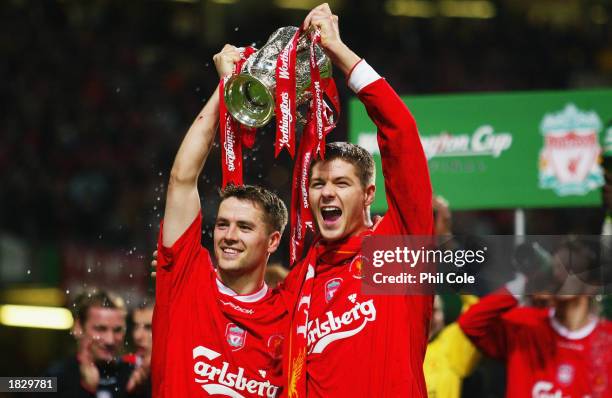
459 240 612 398
282 4 434 397
151 47 289 398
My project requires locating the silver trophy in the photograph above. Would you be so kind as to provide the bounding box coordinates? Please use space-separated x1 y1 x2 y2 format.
224 26 332 128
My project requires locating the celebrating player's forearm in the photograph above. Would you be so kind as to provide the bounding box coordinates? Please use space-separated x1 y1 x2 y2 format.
163 46 242 247
162 88 219 247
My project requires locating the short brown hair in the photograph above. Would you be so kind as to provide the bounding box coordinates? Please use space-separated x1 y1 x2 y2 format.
219 185 288 235
310 142 375 188
73 289 126 325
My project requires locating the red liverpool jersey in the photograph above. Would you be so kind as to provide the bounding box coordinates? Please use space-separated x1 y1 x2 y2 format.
152 213 287 398
458 289 612 398
283 61 434 397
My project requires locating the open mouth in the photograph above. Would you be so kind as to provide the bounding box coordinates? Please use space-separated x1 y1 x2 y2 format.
321 206 342 225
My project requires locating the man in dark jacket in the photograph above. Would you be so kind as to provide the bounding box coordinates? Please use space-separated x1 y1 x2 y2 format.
45 289 148 397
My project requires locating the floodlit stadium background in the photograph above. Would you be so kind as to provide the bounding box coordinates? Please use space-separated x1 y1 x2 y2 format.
1 0 611 395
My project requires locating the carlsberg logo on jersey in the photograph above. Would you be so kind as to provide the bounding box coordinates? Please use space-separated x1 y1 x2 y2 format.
531 381 564 398
193 346 280 398
307 297 376 354
539 103 604 196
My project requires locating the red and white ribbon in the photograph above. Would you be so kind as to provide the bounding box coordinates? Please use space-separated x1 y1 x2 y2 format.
218 47 256 188
274 28 302 158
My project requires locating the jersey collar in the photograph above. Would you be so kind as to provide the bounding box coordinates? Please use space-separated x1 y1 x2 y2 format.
215 278 268 303
548 308 598 340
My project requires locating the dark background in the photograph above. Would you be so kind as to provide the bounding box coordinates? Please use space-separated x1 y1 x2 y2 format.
1 0 611 395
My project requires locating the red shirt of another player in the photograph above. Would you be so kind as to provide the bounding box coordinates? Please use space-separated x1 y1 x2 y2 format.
459 289 612 398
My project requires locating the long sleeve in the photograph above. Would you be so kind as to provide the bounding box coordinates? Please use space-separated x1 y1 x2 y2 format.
457 288 518 360
351 61 433 235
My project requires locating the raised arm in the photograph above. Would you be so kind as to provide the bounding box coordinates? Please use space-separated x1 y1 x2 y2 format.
457 288 518 360
305 4 433 235
355 74 433 235
162 46 241 247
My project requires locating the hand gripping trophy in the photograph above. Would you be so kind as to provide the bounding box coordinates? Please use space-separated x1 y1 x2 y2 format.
223 26 333 128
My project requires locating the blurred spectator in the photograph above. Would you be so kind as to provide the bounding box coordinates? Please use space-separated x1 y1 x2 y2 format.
424 295 481 398
424 196 481 398
459 240 612 398
122 298 154 397
44 288 148 397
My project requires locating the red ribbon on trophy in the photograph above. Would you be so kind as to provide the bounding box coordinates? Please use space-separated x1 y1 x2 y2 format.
219 47 256 188
288 29 340 265
274 28 302 158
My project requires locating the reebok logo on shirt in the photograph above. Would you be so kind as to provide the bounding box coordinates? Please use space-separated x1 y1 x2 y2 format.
193 346 280 398
219 299 255 315
307 298 377 354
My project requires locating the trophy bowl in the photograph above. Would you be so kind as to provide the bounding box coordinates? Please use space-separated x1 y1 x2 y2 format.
224 26 332 128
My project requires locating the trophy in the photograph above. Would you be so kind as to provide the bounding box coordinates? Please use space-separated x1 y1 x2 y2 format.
224 26 332 128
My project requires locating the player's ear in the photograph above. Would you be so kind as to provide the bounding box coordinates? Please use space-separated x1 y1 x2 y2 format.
364 183 376 207
267 230 282 254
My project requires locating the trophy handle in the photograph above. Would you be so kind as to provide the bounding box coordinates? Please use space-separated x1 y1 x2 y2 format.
223 26 331 129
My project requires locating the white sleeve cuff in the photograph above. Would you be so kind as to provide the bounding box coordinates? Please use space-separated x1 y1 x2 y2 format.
347 60 381 94
505 272 526 298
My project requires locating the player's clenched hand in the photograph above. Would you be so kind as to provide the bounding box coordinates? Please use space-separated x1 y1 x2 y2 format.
302 3 359 76
303 3 342 54
213 44 242 78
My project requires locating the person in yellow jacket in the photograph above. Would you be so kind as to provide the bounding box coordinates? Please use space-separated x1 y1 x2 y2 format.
424 294 481 398
424 196 480 398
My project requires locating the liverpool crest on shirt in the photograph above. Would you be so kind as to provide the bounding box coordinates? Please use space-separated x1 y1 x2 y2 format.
325 278 342 303
225 323 246 351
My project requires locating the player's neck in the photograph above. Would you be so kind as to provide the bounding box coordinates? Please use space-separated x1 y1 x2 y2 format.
218 268 265 296
554 297 591 331
364 207 373 228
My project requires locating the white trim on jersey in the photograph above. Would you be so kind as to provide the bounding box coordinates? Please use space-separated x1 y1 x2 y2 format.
348 60 381 94
548 308 598 340
215 278 269 303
